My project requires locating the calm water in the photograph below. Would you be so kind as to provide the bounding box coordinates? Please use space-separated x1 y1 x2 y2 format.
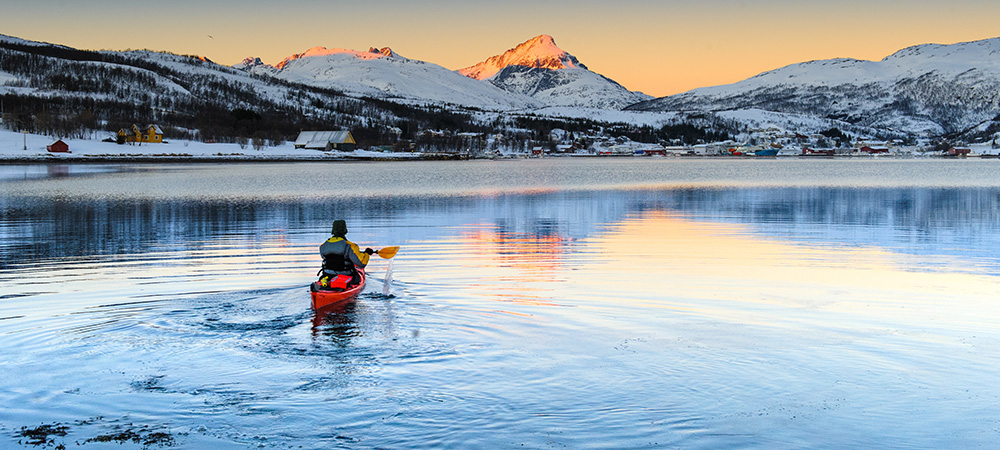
2 159 1000 449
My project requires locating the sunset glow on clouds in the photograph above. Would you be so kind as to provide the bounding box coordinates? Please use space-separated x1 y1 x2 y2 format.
2 0 999 97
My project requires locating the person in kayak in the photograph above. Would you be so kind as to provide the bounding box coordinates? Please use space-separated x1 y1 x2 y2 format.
319 219 373 288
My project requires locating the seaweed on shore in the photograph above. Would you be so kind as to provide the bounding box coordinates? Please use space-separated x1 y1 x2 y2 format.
16 423 67 447
83 424 175 448
13 420 175 449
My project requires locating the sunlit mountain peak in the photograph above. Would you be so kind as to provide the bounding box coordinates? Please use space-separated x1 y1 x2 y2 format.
368 47 398 58
274 45 402 69
459 34 586 80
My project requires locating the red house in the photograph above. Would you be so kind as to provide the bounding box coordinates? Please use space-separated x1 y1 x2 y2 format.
47 139 70 153
802 147 834 156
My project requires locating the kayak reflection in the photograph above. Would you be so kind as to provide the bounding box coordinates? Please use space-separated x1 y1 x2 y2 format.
310 299 358 338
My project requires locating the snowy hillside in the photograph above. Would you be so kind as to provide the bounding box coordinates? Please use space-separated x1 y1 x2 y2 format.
0 35 358 115
0 34 473 147
488 65 651 110
3 33 689 154
245 35 652 111
460 35 652 110
14 30 1000 148
238 46 540 111
0 33 66 48
629 37 1000 136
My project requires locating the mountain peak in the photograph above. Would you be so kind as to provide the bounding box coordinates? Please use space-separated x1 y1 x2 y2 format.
236 56 268 71
369 47 398 58
526 34 557 47
459 35 586 80
273 45 402 70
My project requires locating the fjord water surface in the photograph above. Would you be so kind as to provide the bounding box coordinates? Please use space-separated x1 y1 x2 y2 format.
2 159 1000 448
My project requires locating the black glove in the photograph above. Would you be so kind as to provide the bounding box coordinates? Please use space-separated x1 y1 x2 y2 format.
364 247 374 255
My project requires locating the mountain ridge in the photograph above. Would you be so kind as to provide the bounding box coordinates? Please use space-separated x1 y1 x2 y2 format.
235 34 649 111
273 46 403 70
237 44 540 111
628 36 1000 135
4 31 1000 142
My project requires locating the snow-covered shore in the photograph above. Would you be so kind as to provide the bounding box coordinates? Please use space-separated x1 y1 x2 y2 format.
0 129 422 162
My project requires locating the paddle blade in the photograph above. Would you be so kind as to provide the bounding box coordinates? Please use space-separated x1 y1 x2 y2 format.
376 246 400 259
382 259 394 296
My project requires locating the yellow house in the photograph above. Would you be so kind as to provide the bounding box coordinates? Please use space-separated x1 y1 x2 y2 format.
117 124 164 144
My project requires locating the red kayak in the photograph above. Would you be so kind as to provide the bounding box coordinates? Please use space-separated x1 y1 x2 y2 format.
310 268 365 310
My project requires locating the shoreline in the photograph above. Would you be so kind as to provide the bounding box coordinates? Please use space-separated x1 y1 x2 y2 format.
0 153 475 164
0 154 989 164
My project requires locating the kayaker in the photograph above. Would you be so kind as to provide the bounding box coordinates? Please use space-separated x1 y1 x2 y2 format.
319 219 373 287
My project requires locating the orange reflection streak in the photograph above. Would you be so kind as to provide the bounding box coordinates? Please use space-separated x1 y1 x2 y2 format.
444 224 574 306
573 211 1000 328
456 225 569 274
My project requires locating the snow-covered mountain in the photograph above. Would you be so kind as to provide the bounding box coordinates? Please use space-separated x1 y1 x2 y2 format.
12 30 1000 142
4 33 685 153
459 35 652 110
628 37 1000 135
238 46 540 111
235 36 653 111
459 35 585 80
0 33 483 146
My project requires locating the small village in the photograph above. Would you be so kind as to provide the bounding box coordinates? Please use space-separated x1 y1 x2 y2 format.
353 126 998 159
573 127 997 158
12 121 1000 161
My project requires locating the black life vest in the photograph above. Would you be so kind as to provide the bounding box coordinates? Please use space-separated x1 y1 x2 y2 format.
323 253 351 272
320 236 355 275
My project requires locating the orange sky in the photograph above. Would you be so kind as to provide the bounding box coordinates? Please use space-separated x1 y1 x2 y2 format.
2 1 999 97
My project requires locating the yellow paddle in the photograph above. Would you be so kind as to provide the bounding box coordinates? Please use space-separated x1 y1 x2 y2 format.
375 246 400 259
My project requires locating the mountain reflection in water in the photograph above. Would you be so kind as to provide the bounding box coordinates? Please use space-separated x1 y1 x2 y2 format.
3 187 998 271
